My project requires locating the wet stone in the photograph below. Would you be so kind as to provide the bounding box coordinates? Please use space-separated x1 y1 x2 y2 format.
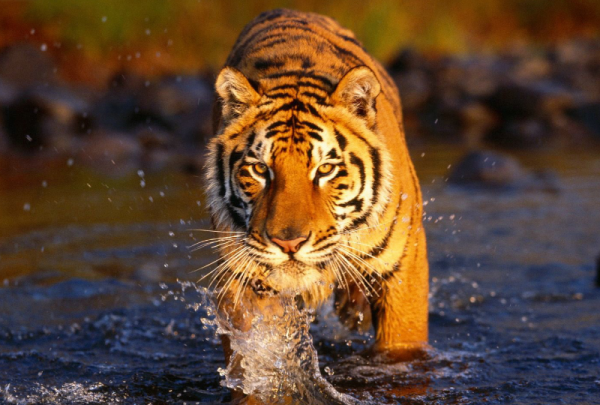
448 150 535 190
567 102 600 139
2 85 91 153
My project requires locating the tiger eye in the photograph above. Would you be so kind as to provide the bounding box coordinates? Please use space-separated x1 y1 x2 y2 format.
317 164 334 175
253 163 268 175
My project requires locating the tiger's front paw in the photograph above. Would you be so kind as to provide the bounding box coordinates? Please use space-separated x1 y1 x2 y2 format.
370 341 433 362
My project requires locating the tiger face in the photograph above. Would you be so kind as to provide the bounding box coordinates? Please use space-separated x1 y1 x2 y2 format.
206 66 393 299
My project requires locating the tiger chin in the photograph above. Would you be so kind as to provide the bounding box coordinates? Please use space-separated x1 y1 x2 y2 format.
204 8 430 366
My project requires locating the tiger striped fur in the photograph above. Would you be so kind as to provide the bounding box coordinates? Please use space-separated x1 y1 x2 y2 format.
205 9 429 356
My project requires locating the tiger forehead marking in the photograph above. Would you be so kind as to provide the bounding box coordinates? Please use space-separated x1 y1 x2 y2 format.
205 9 428 354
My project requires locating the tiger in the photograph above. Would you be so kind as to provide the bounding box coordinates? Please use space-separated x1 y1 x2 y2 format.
205 8 429 361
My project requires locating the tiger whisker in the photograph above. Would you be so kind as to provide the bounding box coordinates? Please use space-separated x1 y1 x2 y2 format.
337 242 388 264
189 235 242 250
335 253 372 298
214 247 253 293
189 228 245 234
210 246 251 290
336 247 382 288
330 254 350 293
193 242 245 269
337 251 379 297
233 254 257 308
218 250 252 308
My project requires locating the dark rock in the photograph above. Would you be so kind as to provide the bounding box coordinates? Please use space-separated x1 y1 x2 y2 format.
0 78 17 106
2 85 91 152
92 74 212 147
456 102 497 147
136 75 213 145
448 150 526 188
511 56 552 82
486 118 550 148
448 150 560 192
394 70 431 111
0 43 58 89
388 48 431 73
420 101 496 146
486 81 578 118
567 102 600 139
437 57 501 99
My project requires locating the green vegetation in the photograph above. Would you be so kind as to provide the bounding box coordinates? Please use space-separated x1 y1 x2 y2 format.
5 0 600 79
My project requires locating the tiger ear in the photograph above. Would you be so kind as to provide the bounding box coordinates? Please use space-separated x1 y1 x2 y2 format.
331 66 381 126
215 67 260 122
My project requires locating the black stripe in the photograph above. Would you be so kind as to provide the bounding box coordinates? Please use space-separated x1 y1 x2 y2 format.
297 80 328 92
265 130 283 138
349 152 366 196
306 104 321 118
266 70 333 88
334 129 347 150
339 197 363 212
216 143 226 197
267 92 294 99
313 241 337 253
333 169 348 179
300 91 326 103
307 131 323 141
301 121 322 131
337 33 361 47
369 148 381 206
266 120 288 130
254 58 285 70
268 84 298 93
246 130 256 147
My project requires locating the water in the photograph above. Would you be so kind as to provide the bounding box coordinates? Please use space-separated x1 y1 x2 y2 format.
1 144 599 404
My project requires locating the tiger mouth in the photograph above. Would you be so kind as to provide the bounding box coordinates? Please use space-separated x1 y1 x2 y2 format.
261 258 329 295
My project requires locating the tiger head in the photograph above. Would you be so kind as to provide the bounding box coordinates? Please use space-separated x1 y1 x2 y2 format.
205 66 393 301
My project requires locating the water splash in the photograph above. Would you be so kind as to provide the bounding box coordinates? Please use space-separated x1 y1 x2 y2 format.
177 281 363 404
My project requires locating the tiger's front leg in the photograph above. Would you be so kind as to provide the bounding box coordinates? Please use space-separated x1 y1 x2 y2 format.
369 230 430 361
218 283 291 403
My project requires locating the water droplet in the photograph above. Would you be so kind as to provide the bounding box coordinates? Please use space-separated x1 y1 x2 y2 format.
40 44 47 52
23 203 31 211
67 158 74 167
101 16 107 22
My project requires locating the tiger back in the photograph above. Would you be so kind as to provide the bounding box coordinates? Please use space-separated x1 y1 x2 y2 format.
206 8 429 356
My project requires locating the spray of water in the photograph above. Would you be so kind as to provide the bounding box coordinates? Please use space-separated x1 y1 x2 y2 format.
178 281 363 405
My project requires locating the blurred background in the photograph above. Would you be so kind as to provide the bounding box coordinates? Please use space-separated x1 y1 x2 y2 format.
1 1 599 404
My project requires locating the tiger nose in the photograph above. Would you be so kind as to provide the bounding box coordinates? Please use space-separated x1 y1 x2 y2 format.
270 236 308 253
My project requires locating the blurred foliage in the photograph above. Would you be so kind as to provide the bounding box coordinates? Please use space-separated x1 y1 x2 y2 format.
2 0 600 83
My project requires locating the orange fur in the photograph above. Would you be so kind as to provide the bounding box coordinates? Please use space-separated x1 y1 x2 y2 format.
205 9 429 358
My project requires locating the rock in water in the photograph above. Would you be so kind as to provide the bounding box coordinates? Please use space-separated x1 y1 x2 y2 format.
448 150 560 192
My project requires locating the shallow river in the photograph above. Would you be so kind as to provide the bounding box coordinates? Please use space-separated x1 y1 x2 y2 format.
1 143 599 404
